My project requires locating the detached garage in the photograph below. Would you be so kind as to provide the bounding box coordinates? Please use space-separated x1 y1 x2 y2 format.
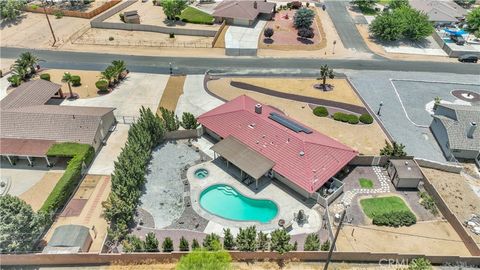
387 159 423 189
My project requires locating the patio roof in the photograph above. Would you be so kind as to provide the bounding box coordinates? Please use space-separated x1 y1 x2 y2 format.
211 135 275 180
0 138 55 157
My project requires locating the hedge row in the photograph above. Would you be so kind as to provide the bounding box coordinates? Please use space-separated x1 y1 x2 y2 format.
359 113 373 124
372 211 416 227
333 112 359 124
40 73 50 81
39 143 94 214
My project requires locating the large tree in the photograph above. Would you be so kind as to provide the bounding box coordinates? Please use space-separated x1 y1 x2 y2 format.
161 0 187 20
0 0 26 22
0 195 45 253
466 7 480 38
293 8 315 29
369 12 404 41
351 0 378 10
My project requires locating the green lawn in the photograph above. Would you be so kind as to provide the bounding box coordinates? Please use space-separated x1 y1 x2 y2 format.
358 178 374 189
360 196 411 219
179 7 214 25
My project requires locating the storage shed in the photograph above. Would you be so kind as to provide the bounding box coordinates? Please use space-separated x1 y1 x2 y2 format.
43 225 92 254
387 159 423 189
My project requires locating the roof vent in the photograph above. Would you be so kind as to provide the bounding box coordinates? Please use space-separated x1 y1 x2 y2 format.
255 103 262 114
467 122 477 139
299 151 305 157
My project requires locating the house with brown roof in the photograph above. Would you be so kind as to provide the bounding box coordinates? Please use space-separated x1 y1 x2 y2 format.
0 80 116 166
212 0 276 26
409 0 467 24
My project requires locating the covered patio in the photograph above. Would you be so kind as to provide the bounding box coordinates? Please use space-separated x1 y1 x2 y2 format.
0 138 55 167
211 136 275 189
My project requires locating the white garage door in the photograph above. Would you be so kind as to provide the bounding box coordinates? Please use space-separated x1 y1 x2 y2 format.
233 18 250 26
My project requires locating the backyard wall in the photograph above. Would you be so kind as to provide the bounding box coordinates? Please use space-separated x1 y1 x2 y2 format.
420 169 480 256
165 127 204 140
415 158 463 173
432 31 480 58
91 0 218 38
349 156 389 166
1 251 479 266
25 1 121 19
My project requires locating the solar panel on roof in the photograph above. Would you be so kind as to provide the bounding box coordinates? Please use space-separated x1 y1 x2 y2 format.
268 112 312 134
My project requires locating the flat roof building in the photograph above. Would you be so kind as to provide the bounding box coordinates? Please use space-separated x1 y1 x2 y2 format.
387 159 423 189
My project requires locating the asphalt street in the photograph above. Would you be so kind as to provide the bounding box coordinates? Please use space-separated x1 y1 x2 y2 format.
1 47 479 75
325 0 370 53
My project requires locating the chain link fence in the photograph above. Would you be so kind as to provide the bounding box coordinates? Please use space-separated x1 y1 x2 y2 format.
73 37 212 48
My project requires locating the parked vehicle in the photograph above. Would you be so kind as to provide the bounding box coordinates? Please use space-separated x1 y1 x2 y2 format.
450 34 465 45
458 54 478 63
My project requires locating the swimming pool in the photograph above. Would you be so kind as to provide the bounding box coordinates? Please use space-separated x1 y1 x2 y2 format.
199 184 278 223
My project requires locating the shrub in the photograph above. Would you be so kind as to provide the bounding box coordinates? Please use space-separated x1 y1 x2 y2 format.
179 236 189 251
95 80 109 92
236 226 257 251
408 258 432 270
313 106 328 117
119 13 125 22
320 240 330 251
347 114 359 124
40 143 94 215
203 233 221 251
160 107 180 132
419 191 438 215
223 228 236 250
40 73 50 81
290 1 302 9
257 231 269 251
177 249 231 270
298 27 314 38
191 238 200 250
71 75 81 86
333 112 348 122
109 36 114 41
145 232 159 252
359 113 373 124
372 211 416 227
169 32 175 38
162 237 174 252
7 74 21 87
122 235 145 252
264 27 274 39
54 10 63 19
180 112 199 130
270 229 293 254
304 233 320 251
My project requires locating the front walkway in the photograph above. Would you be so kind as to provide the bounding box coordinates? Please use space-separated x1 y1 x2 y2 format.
225 21 266 56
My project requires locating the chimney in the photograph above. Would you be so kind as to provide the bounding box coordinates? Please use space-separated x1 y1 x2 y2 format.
255 103 262 114
253 1 257 9
467 122 477 138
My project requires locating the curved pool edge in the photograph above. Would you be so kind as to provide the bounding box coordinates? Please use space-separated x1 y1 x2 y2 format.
198 183 280 224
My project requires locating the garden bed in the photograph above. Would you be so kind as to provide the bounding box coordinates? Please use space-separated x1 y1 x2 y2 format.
39 69 102 99
25 0 120 19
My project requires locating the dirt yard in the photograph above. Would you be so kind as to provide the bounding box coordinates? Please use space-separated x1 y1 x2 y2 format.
43 174 111 253
29 0 111 13
259 8 325 50
337 221 470 255
104 1 219 31
207 78 389 155
421 167 480 243
39 69 102 98
74 28 214 48
157 75 186 112
0 12 90 48
18 172 64 212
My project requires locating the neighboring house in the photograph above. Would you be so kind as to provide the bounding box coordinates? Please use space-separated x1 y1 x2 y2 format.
430 104 480 167
198 95 358 199
43 225 92 254
0 80 116 166
387 159 423 189
409 0 467 24
212 0 276 26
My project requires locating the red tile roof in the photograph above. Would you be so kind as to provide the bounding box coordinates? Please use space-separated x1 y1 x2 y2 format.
198 95 358 194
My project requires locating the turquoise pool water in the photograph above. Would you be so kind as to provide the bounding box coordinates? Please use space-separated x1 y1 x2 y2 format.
199 184 278 223
195 168 209 179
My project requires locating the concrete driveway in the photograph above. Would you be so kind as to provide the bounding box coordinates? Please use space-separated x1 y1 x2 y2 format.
325 0 370 53
225 20 266 56
0 76 10 100
61 73 168 118
175 75 223 117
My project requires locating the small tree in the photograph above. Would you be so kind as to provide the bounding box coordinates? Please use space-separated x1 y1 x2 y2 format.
7 74 21 87
270 229 293 254
293 8 315 29
292 241 298 251
466 7 480 38
160 107 180 131
0 195 45 253
320 240 330 251
318 64 334 91
203 233 221 251
351 0 378 10
122 235 145 252
180 112 199 130
191 238 200 250
369 12 404 41
304 233 320 251
0 0 26 22
388 0 409 9
380 140 407 157
223 228 236 250
162 237 174 252
160 0 187 20
176 249 232 270
264 27 274 39
62 72 75 99
257 231 269 251
236 226 257 251
179 236 189 251
145 232 159 252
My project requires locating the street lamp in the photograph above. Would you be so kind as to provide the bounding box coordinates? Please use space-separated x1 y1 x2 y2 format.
332 40 336 55
377 101 383 116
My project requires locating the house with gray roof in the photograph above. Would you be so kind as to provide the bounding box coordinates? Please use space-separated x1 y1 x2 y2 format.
213 0 276 26
0 80 116 166
409 0 467 24
430 104 480 167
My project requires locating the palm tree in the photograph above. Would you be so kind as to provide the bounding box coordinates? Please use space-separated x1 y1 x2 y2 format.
10 63 28 81
62 72 74 99
101 66 116 87
18 52 42 75
112 60 127 80
318 64 335 91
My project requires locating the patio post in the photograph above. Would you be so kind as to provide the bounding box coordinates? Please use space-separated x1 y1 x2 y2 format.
6 155 13 166
26 156 33 167
45 156 51 167
240 170 244 180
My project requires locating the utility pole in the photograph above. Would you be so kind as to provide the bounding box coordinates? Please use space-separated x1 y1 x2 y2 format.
323 210 346 270
43 6 57 47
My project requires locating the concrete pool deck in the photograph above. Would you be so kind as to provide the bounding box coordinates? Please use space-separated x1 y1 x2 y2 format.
187 161 323 236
